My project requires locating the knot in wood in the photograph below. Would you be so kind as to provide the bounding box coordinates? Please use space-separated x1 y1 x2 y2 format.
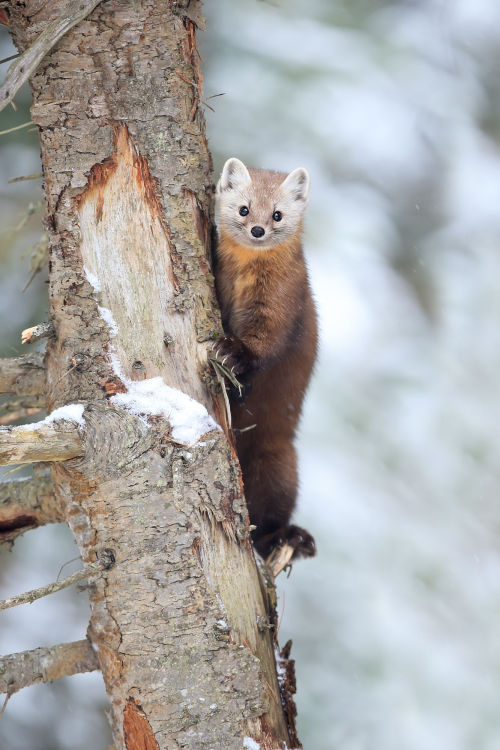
75 402 158 477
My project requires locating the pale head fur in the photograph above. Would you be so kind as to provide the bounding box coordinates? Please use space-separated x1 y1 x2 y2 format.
216 157 310 251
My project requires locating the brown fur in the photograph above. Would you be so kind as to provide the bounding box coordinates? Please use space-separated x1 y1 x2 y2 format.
214 227 318 559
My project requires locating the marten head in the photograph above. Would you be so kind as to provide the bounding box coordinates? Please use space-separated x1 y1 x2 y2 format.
216 157 310 251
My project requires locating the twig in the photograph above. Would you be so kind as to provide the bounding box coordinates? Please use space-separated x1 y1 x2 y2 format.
266 543 295 578
0 552 114 611
0 121 32 136
0 0 103 113
8 172 42 183
213 365 231 428
0 53 20 66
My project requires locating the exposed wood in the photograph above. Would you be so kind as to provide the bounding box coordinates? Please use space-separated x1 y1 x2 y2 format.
0 470 61 543
0 639 99 696
21 321 53 345
0 352 45 396
267 543 296 578
0 0 102 113
0 419 83 466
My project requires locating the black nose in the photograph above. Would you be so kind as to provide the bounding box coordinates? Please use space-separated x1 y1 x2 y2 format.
251 226 265 238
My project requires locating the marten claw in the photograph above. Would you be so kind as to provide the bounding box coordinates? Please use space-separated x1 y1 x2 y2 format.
211 334 250 376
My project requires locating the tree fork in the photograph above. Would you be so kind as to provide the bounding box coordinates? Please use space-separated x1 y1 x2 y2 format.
7 1 300 749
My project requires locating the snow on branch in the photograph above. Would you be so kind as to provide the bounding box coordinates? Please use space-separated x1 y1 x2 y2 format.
0 471 60 544
0 0 103 113
0 352 45 395
0 639 99 697
0 404 85 466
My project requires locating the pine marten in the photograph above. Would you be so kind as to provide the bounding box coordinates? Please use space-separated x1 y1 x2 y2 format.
213 157 318 560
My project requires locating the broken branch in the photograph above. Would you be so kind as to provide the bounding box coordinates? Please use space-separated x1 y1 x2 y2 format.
0 0 103 113
0 558 110 611
0 419 83 466
21 321 53 345
0 471 61 544
0 352 45 396
0 639 99 696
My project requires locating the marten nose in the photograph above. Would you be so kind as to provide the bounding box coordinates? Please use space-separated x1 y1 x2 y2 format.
251 226 265 238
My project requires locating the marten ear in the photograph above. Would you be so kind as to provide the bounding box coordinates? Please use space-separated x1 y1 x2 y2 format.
217 158 252 193
281 167 310 204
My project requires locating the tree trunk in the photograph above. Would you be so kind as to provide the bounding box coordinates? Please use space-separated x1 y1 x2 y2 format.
3 2 300 748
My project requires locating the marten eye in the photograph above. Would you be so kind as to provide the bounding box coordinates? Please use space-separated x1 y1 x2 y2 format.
272 210 282 222
239 206 249 217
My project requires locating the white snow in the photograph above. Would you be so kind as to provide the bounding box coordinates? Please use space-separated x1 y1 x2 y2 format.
19 404 85 430
110 377 218 445
83 265 101 293
243 739 260 750
98 305 119 338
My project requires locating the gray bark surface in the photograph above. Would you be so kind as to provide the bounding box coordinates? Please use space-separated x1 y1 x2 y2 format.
4 1 300 748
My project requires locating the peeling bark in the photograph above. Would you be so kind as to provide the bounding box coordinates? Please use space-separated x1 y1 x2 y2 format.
6 1 301 747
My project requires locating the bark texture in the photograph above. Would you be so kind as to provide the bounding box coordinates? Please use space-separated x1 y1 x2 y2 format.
5 1 299 748
0 353 45 396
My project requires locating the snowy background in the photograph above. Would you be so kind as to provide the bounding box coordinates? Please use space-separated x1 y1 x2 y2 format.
2 0 500 748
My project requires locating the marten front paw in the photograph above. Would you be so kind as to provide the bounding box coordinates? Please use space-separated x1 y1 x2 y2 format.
212 335 252 377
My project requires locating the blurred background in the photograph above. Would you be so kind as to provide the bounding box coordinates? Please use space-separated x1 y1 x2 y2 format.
2 0 500 747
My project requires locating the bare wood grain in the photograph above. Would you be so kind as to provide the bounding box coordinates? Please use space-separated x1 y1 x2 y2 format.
0 420 82 466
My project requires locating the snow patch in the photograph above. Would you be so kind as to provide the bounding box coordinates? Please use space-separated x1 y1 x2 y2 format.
98 305 119 338
83 266 218 445
243 739 260 750
19 404 85 430
110 377 218 445
83 265 101 293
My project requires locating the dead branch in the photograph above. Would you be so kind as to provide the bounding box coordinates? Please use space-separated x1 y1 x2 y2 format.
0 352 45 396
21 321 53 345
0 470 61 544
0 554 114 611
0 417 83 466
0 0 103 113
0 639 99 696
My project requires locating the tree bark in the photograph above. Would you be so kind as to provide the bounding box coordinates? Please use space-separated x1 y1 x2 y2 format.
4 2 300 749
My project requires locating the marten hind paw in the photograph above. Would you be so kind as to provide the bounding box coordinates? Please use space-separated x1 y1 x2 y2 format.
254 524 316 562
284 525 316 558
